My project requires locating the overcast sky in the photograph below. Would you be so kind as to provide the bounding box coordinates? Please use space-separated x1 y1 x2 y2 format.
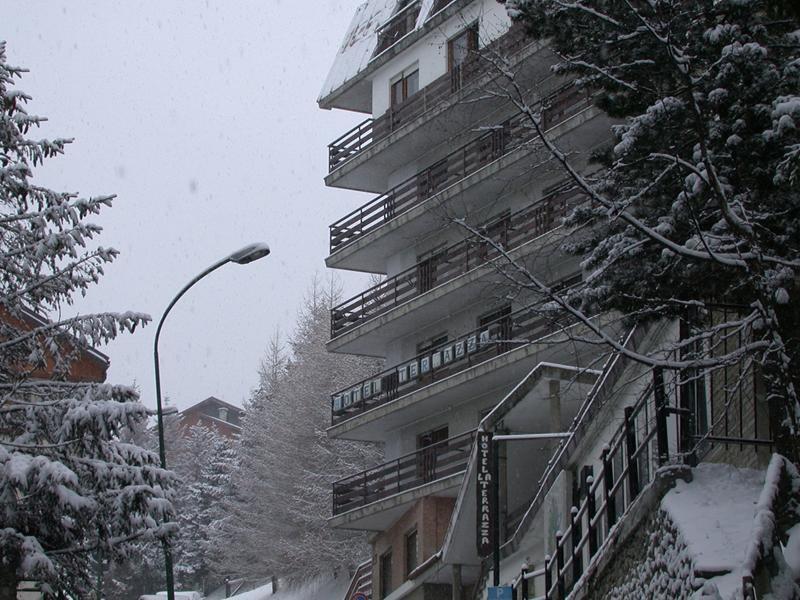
4 1 374 411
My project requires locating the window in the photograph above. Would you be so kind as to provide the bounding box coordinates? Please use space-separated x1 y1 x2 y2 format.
416 245 447 294
448 24 479 76
417 332 448 355
476 210 512 263
478 304 513 353
418 425 449 449
405 528 419 576
380 550 393 599
417 425 449 481
391 69 420 107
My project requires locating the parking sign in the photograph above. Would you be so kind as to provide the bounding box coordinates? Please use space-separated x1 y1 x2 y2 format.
487 587 513 600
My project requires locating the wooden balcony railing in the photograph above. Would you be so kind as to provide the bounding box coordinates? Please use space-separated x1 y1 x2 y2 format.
374 1 422 56
333 430 476 515
327 23 533 173
328 118 374 173
330 185 586 338
329 84 593 253
330 289 579 426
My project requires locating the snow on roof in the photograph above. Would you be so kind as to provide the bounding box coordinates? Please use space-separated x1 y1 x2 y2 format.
318 0 437 104
318 0 396 103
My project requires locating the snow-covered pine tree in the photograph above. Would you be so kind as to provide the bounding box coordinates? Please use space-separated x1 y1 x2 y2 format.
172 424 236 593
495 0 800 459
215 331 287 580
0 42 174 597
217 278 382 582
102 409 183 599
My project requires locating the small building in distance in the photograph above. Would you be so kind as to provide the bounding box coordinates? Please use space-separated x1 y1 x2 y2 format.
0 304 109 383
179 396 244 439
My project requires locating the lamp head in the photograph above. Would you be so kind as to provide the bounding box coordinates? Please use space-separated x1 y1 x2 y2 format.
228 242 271 265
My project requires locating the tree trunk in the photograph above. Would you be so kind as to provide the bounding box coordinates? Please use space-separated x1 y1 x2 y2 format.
0 564 18 600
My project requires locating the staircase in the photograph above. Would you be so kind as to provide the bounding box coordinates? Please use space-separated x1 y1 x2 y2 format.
343 560 372 600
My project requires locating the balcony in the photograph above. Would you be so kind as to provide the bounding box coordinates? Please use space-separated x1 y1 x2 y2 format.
374 1 422 57
328 84 593 256
326 22 547 185
330 291 580 427
330 185 585 339
332 430 475 516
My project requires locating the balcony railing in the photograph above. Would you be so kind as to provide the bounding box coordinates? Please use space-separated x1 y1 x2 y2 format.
374 1 422 56
327 23 533 173
330 289 580 426
329 84 593 253
331 185 586 338
332 430 476 515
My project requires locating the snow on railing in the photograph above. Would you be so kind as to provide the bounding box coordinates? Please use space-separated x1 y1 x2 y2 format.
741 454 800 600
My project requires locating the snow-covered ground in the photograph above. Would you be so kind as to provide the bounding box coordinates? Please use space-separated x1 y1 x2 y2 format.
661 462 765 598
226 574 348 600
225 582 272 600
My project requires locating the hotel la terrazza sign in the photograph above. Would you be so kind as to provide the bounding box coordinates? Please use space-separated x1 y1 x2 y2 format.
476 430 493 558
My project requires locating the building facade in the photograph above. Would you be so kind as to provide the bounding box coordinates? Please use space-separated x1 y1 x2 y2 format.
318 2 791 599
179 396 244 440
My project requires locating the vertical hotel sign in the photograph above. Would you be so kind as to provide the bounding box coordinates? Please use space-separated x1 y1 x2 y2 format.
476 430 493 558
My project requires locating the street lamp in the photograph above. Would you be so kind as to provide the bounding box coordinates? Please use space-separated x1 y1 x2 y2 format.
153 242 270 600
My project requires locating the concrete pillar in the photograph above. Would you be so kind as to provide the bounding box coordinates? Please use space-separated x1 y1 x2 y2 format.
549 379 562 431
452 564 463 600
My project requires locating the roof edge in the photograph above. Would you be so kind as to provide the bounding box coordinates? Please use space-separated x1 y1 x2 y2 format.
317 0 473 111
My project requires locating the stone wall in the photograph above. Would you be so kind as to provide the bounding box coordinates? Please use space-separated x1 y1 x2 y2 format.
586 508 698 600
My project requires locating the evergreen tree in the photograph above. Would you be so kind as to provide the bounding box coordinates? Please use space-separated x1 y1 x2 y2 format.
0 42 174 597
172 424 236 593
217 279 382 581
497 0 800 458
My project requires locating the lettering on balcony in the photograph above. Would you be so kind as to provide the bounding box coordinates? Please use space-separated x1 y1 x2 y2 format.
330 275 583 427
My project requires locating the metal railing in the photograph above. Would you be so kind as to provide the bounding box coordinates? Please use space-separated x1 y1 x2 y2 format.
330 286 580 426
514 362 774 599
330 184 585 337
329 84 593 253
342 559 373 600
333 430 476 515
327 23 533 173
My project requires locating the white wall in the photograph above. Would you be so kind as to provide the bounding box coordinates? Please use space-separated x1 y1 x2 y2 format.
370 0 512 117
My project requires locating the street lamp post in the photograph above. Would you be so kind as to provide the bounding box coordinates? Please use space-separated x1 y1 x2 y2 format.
153 242 270 600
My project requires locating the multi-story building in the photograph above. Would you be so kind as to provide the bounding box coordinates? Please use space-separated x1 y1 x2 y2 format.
319 2 795 599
